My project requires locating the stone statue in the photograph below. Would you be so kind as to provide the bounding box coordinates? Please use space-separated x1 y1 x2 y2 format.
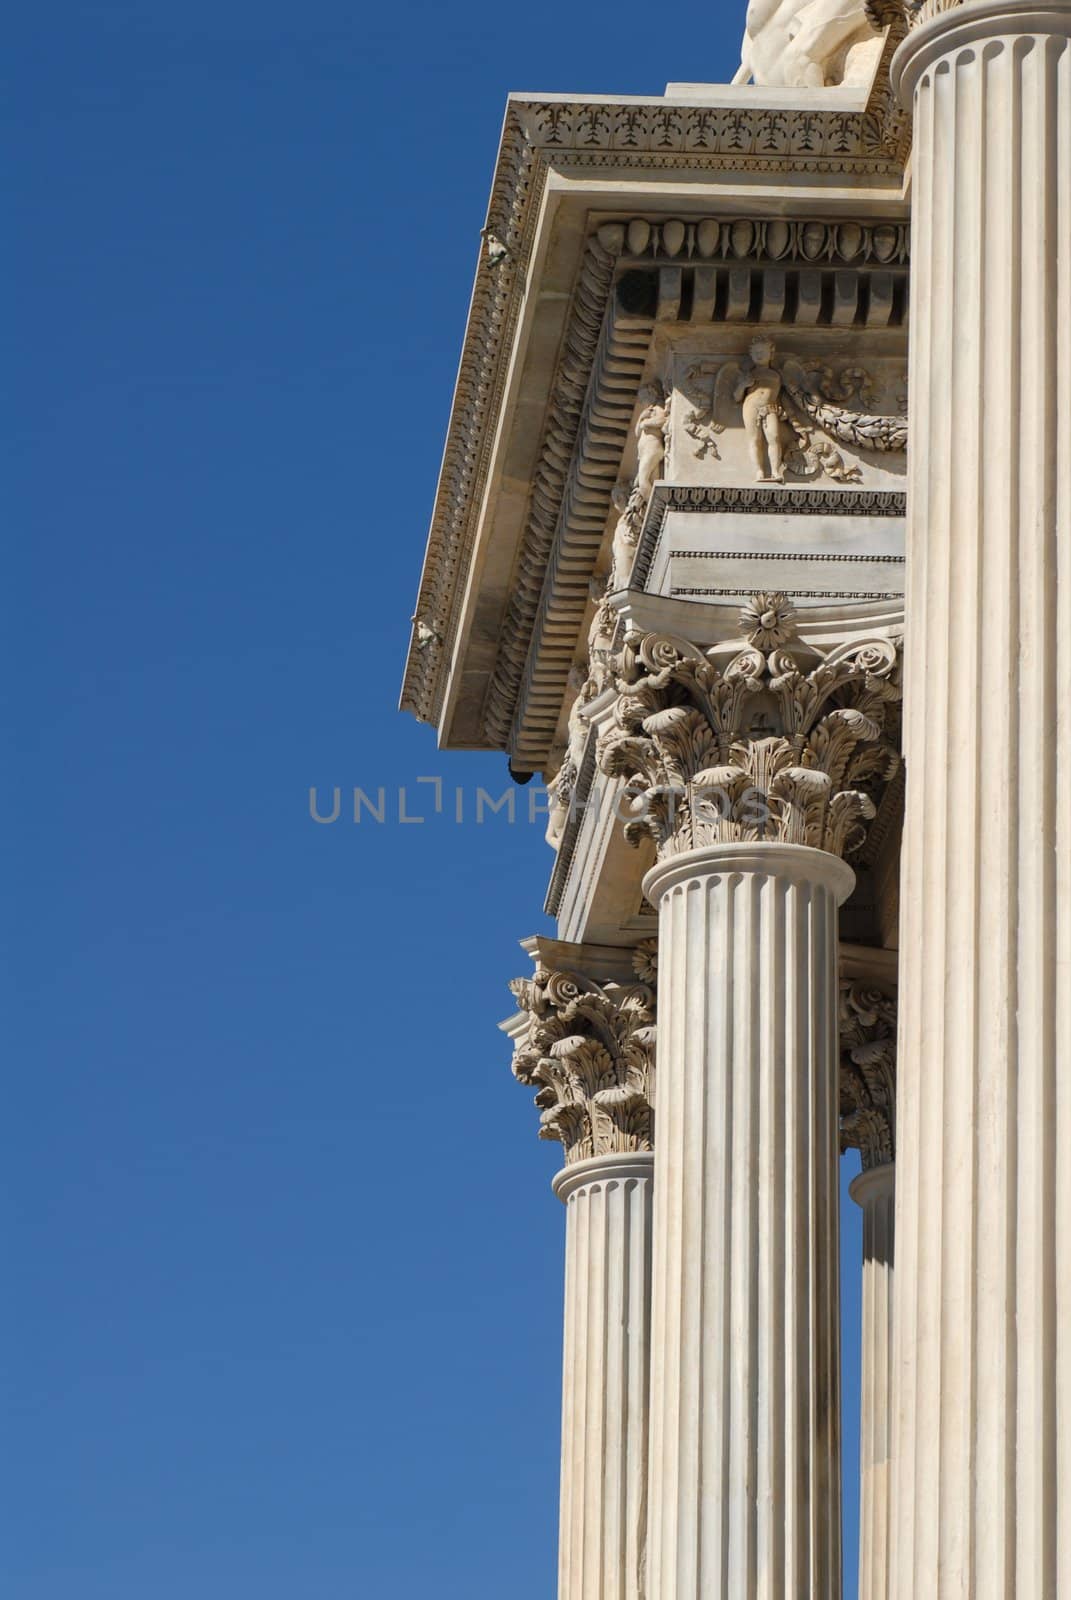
609 480 642 590
546 667 597 848
734 336 789 483
633 384 669 507
733 0 879 88
599 386 667 598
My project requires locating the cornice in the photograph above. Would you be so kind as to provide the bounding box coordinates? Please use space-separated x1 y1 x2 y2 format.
487 249 653 760
400 108 541 728
401 62 911 741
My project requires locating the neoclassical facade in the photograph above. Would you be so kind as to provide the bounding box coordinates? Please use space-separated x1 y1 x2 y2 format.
403 2 1071 1594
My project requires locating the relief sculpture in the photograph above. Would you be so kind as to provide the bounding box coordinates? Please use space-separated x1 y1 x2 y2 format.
680 338 907 485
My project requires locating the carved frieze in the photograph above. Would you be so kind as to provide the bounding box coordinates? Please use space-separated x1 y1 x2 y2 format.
508 951 657 1164
596 598 902 859
839 979 897 1168
520 96 908 167
674 339 908 490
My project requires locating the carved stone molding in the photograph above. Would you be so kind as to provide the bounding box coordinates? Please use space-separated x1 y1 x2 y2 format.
631 483 906 590
520 90 909 169
403 68 912 739
839 978 897 1168
544 736 600 920
615 214 909 266
402 114 539 730
486 241 653 756
508 953 657 1164
596 602 902 859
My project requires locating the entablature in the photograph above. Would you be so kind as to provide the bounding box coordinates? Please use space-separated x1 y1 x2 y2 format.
401 43 913 760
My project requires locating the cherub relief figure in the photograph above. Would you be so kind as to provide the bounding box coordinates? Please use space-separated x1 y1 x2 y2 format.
734 336 789 483
600 384 668 598
545 667 597 849
632 383 669 507
609 480 642 590
681 342 905 483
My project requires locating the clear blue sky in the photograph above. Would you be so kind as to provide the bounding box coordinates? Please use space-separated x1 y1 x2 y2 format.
5 4 864 1595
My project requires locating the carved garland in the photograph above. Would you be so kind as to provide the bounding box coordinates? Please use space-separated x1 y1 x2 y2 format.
596 598 902 859
508 955 657 1164
784 379 909 454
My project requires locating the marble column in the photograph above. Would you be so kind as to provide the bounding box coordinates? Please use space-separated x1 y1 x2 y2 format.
889 5 1071 1595
644 842 852 1598
553 1153 654 1600
849 1165 895 1600
839 980 897 1600
596 609 902 1600
505 949 658 1600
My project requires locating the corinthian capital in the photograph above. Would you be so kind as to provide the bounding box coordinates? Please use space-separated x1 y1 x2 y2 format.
507 952 657 1165
866 0 960 26
839 980 897 1169
595 597 902 861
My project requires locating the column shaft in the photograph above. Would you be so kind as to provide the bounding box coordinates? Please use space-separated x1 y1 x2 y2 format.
891 5 1071 1594
643 844 851 1600
850 1163 895 1600
554 1153 654 1600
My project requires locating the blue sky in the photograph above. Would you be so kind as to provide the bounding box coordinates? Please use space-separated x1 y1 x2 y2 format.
5 4 863 1595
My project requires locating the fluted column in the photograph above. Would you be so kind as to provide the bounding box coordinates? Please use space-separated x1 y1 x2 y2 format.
554 1153 654 1600
644 843 851 1598
889 5 1071 1595
505 946 658 1600
849 1164 895 1600
596 604 902 1600
840 980 897 1600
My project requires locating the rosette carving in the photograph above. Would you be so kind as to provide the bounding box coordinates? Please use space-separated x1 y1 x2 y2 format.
596 605 902 860
508 965 657 1164
839 981 897 1169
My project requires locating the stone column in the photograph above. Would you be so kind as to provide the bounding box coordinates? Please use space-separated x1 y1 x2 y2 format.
888 5 1071 1595
506 948 658 1600
839 980 897 1600
553 1152 654 1600
848 1164 895 1600
597 602 902 1600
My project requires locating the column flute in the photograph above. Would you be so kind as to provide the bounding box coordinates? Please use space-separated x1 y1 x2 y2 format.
840 979 898 1600
889 2 1071 1594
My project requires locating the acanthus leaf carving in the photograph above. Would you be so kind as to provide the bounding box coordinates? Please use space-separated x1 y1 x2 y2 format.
508 962 657 1164
595 605 902 860
867 0 956 26
839 979 897 1168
